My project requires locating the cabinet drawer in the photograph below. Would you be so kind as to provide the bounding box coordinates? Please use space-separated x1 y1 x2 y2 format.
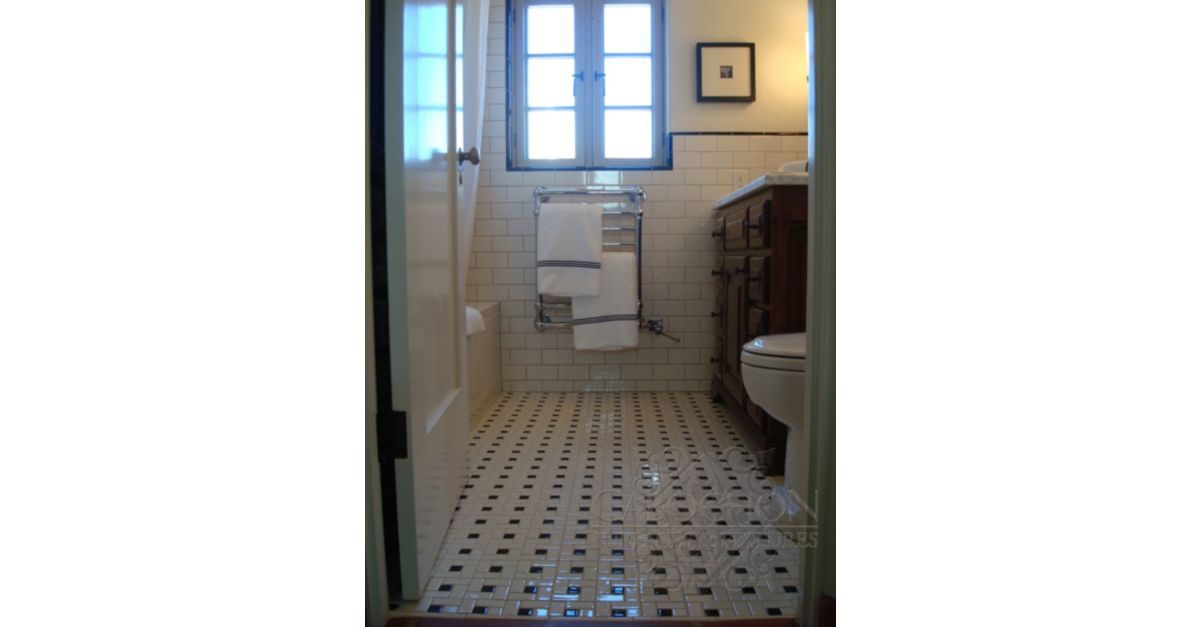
747 201 771 249
747 306 770 340
747 256 770 304
723 209 747 250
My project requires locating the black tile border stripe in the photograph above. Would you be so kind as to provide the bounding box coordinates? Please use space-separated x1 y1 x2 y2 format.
669 131 808 136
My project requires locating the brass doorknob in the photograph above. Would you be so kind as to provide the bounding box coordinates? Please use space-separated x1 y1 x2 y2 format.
457 146 480 166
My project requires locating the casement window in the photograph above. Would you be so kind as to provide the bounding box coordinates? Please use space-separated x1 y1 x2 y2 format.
508 0 667 169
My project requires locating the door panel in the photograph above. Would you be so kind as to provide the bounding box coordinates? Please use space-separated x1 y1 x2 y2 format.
381 0 468 602
722 256 747 401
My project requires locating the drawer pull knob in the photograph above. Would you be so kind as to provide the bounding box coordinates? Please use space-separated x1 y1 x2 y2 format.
710 357 719 364
710 269 721 276
710 311 722 318
710 229 722 238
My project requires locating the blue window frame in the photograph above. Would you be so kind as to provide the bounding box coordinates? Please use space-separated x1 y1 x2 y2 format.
508 0 667 170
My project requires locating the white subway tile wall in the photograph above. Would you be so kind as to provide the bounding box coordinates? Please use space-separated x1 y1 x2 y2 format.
470 1 808 392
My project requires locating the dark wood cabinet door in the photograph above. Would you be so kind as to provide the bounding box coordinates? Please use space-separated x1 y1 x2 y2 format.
724 209 747 251
712 262 727 384
722 255 748 401
747 256 769 304
748 200 771 249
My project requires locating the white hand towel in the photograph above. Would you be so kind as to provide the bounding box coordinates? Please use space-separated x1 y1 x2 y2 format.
571 252 639 351
465 306 485 337
537 202 603 297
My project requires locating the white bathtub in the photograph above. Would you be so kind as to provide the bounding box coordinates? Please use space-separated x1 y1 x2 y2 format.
466 301 501 429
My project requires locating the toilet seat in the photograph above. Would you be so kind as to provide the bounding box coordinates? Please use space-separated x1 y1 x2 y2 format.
741 351 806 372
741 332 806 372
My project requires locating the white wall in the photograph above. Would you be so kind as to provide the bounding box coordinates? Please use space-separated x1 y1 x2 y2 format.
467 134 807 392
469 0 810 391
667 0 808 132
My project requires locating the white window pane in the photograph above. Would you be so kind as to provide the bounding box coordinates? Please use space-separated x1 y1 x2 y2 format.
604 56 651 106
527 57 576 107
528 110 576 160
415 56 447 107
605 109 652 159
604 4 651 53
455 56 463 150
527 5 574 54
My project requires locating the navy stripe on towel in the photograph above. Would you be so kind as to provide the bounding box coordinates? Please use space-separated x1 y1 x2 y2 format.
572 314 640 326
537 260 602 269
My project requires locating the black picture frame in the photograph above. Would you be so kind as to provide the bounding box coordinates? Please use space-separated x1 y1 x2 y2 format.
696 42 756 102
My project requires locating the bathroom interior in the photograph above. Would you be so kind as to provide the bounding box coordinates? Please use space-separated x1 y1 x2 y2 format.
368 0 832 622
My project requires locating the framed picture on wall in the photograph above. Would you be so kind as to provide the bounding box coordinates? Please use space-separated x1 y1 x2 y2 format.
696 42 756 102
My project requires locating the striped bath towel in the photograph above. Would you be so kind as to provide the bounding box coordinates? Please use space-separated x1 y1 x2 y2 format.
536 202 603 297
572 251 639 351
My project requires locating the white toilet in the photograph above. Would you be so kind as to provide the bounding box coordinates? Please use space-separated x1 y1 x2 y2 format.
740 332 807 430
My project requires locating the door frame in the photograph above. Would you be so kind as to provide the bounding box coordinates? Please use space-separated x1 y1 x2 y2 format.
801 0 835 624
367 0 465 620
366 0 405 619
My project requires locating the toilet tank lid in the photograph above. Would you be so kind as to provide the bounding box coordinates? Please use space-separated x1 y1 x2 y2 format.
743 333 807 358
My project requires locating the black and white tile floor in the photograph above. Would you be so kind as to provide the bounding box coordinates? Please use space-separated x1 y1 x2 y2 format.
415 391 803 619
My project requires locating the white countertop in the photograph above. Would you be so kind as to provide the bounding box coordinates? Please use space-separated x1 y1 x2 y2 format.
713 172 809 209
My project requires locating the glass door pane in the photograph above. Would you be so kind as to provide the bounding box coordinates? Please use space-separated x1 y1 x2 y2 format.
527 5 575 54
604 109 652 159
604 56 651 107
603 4 651 53
529 110 577 159
527 57 577 107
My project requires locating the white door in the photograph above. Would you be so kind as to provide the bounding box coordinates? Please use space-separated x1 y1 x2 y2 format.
375 0 468 604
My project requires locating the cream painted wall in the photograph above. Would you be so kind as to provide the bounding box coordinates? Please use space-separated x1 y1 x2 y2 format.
667 0 808 132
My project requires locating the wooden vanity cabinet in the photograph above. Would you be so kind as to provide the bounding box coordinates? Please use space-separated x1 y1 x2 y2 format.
710 184 807 476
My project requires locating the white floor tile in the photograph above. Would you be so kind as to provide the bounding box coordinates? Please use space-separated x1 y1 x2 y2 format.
412 391 803 619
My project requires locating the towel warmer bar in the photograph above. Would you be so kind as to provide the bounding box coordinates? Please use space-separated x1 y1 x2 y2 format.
532 185 679 341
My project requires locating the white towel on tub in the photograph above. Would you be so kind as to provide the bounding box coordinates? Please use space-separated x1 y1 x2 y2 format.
537 202 603 297
465 306 485 337
571 252 639 351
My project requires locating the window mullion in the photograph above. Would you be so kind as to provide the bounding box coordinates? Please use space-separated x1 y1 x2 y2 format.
590 0 605 168
573 0 588 168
